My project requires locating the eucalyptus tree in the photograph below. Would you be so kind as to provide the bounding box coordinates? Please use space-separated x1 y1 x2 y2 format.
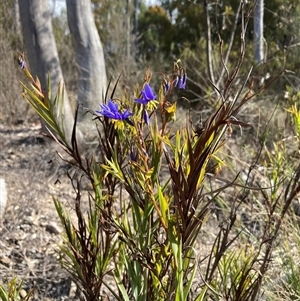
18 0 75 144
254 0 264 64
18 0 107 144
66 0 107 126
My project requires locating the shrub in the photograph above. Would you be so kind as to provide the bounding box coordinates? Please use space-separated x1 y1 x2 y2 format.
15 4 300 301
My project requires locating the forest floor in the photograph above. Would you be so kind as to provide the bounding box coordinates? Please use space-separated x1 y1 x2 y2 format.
0 122 87 301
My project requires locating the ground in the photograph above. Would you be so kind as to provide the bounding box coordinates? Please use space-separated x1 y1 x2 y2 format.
0 122 83 301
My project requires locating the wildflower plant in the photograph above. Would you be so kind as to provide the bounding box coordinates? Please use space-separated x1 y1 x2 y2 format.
0 278 32 301
17 3 300 300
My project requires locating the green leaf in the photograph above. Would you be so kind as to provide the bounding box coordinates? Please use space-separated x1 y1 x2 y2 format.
157 185 169 227
168 225 184 301
102 156 125 182
0 285 8 301
194 286 208 301
183 248 198 299
114 271 131 301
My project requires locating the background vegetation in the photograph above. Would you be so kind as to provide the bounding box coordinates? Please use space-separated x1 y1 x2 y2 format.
0 0 300 300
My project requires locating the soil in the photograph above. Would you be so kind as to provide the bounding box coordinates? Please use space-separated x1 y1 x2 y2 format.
0 122 84 301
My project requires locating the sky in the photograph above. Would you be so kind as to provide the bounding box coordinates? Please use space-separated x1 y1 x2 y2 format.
52 0 160 15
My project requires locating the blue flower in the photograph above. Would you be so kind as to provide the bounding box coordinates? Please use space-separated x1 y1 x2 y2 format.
18 58 26 69
163 80 170 93
178 73 187 89
135 83 156 105
130 150 137 162
143 110 150 125
173 73 187 90
96 99 132 120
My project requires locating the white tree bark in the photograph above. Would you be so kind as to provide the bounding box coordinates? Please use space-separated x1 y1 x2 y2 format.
18 0 76 145
66 0 107 125
133 0 138 49
254 0 264 64
13 0 21 36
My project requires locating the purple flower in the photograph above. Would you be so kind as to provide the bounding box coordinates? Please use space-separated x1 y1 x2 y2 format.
173 73 187 89
163 80 170 93
143 110 150 125
18 58 26 69
130 150 137 162
135 83 156 105
178 73 187 89
96 99 132 120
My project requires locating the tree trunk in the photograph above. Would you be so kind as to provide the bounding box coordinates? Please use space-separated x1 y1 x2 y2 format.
254 0 264 64
126 0 131 60
133 0 138 50
18 0 77 146
12 0 21 36
204 0 215 84
66 0 107 126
